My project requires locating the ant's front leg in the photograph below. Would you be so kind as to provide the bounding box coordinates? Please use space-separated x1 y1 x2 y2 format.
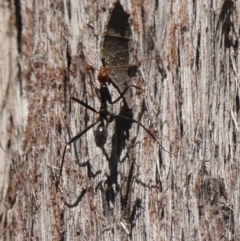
111 84 142 104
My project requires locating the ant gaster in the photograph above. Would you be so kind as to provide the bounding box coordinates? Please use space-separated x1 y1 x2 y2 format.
59 58 170 178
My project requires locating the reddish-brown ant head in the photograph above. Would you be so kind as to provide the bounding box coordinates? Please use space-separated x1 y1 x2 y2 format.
97 58 111 84
97 66 110 84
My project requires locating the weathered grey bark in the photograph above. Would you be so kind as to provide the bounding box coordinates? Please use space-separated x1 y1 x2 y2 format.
0 0 239 240
0 1 27 240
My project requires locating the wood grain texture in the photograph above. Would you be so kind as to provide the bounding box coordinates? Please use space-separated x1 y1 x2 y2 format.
0 0 239 240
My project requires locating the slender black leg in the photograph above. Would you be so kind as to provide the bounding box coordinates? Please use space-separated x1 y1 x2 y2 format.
59 120 100 178
109 79 124 95
69 97 98 114
94 82 141 105
95 88 101 100
109 80 128 106
111 84 141 104
113 114 172 154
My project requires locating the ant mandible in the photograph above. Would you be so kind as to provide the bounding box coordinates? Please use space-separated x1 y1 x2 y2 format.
59 58 170 178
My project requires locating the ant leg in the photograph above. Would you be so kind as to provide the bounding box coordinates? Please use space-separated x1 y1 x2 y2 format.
95 88 101 100
111 84 141 104
109 79 142 104
70 97 98 114
59 120 100 178
109 79 123 95
112 114 172 154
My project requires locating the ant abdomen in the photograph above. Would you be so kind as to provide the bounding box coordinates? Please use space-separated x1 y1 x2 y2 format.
94 122 107 147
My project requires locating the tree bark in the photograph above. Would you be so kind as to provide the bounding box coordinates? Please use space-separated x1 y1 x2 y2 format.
0 0 239 240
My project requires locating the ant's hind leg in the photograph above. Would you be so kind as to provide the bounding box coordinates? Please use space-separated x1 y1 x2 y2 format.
59 120 100 178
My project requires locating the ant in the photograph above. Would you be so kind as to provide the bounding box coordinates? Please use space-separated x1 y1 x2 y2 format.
59 58 170 178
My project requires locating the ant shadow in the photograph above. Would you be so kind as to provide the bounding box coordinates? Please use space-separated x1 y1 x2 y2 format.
102 103 133 206
65 97 138 210
101 95 148 212
65 103 136 209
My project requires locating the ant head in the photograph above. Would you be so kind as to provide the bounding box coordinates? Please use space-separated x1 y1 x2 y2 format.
98 59 110 84
94 121 107 148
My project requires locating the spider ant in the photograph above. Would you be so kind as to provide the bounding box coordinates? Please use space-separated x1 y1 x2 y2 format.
59 58 170 178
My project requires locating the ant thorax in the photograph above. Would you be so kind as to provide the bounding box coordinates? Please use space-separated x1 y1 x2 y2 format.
99 83 112 105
